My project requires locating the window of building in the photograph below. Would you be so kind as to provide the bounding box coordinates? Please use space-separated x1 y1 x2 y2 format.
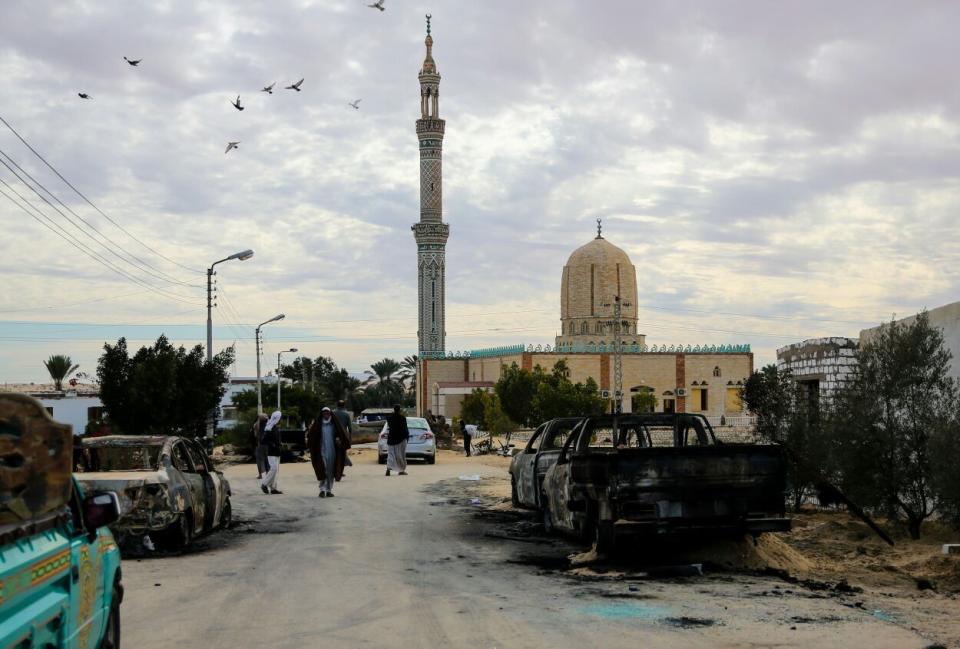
691 387 708 411
725 387 742 413
595 322 604 334
713 366 721 377
581 322 589 335
662 398 675 414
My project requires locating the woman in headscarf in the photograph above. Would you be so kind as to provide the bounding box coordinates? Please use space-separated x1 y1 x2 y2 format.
307 407 351 497
260 410 283 495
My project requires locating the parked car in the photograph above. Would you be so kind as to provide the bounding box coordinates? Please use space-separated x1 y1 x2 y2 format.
1 394 123 648
508 417 584 509
75 435 232 548
540 413 790 552
377 417 436 464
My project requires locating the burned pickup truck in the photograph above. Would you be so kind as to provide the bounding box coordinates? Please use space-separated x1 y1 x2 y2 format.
540 413 790 552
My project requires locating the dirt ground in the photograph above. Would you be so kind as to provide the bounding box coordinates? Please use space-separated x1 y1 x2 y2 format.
459 450 960 647
118 447 958 648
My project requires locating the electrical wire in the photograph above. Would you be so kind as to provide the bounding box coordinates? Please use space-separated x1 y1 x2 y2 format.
0 180 203 306
0 148 200 288
0 114 203 274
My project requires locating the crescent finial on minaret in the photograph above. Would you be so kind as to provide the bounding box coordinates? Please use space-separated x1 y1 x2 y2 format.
426 14 431 35
596 218 603 239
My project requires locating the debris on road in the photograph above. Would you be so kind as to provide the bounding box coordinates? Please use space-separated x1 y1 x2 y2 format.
459 474 482 481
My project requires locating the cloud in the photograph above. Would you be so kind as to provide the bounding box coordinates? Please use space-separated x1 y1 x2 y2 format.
1 0 958 381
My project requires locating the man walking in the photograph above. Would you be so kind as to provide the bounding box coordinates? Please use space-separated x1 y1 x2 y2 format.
260 410 283 494
334 399 354 468
460 418 472 457
251 413 269 479
307 407 351 497
385 404 409 477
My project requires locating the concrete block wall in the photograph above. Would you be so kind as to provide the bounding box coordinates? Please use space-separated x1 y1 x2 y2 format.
776 337 859 400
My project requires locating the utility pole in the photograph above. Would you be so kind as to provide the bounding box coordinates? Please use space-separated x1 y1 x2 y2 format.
256 314 285 415
603 295 632 414
277 348 298 410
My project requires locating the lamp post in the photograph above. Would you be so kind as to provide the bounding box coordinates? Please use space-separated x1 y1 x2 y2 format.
256 314 285 415
206 249 254 362
277 348 298 410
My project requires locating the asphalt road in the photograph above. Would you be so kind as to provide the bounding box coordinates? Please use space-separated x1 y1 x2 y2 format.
121 450 941 649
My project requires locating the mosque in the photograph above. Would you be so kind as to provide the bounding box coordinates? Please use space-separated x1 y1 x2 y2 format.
410 20 752 421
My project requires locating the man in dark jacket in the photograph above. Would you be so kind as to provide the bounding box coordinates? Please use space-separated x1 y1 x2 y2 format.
334 400 354 468
385 404 410 477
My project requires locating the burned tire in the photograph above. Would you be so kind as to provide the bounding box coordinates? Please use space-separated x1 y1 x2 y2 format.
541 504 554 535
164 511 194 549
510 477 520 508
219 498 232 530
100 579 121 649
594 520 615 555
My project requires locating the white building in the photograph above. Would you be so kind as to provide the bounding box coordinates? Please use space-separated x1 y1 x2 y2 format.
0 383 104 435
218 376 290 431
860 300 960 383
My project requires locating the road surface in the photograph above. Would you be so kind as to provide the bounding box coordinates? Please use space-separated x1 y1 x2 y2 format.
122 449 947 648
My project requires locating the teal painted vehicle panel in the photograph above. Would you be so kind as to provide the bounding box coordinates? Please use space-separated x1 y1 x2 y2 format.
0 478 122 649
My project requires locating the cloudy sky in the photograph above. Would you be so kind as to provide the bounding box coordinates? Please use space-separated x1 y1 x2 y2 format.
1 0 958 383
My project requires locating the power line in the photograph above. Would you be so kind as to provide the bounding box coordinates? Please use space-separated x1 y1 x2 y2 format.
0 151 201 289
0 180 203 306
0 290 149 314
0 114 203 274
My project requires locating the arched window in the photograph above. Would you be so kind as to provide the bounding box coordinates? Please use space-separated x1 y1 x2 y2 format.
581 322 589 335
713 366 721 377
595 322 604 334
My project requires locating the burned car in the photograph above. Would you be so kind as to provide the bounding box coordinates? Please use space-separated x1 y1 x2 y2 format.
75 435 231 548
541 413 790 552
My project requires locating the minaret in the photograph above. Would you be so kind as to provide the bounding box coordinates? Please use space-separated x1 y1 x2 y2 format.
412 14 448 358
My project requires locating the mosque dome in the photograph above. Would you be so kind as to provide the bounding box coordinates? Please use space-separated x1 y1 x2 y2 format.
556 230 643 348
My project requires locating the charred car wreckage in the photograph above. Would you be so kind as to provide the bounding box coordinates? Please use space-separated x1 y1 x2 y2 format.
75 435 232 548
513 413 790 552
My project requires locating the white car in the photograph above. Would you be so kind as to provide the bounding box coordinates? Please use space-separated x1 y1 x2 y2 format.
378 416 436 465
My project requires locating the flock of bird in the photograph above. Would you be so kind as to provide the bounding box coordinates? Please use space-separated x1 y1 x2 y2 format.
76 0 389 153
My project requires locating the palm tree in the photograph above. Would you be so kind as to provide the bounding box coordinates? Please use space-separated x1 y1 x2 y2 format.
400 354 418 394
44 355 79 391
364 358 403 406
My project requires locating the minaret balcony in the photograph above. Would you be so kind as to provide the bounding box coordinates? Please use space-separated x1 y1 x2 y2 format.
416 119 445 135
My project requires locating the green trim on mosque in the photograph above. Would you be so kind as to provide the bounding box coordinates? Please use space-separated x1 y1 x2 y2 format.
419 343 751 360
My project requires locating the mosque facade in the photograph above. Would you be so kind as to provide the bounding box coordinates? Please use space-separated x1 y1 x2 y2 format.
412 20 752 422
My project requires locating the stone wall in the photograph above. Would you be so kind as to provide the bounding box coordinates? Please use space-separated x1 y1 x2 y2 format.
776 337 859 400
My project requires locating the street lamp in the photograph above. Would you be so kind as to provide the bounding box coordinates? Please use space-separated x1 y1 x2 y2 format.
206 249 254 362
256 314 285 415
277 348 298 410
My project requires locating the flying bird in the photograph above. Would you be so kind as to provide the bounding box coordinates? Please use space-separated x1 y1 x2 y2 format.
348 99 362 109
123 56 141 66
367 0 385 11
231 95 244 111
78 93 91 99
285 79 304 92
261 82 275 94
225 142 240 154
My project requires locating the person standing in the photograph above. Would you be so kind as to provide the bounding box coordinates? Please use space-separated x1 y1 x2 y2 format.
307 407 351 497
385 404 409 477
251 413 269 479
334 400 354 468
460 418 472 457
260 410 283 494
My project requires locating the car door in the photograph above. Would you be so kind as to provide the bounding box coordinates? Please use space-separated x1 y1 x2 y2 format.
185 440 223 533
543 424 585 533
66 482 107 649
512 423 545 508
170 441 205 537
534 419 581 509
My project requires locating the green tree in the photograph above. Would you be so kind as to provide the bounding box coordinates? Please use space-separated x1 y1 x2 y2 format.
231 384 322 427
44 354 79 391
97 336 233 438
631 388 658 413
496 360 606 427
364 358 404 406
742 364 828 511
459 388 489 428
483 393 516 435
400 354 418 396
828 312 960 538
